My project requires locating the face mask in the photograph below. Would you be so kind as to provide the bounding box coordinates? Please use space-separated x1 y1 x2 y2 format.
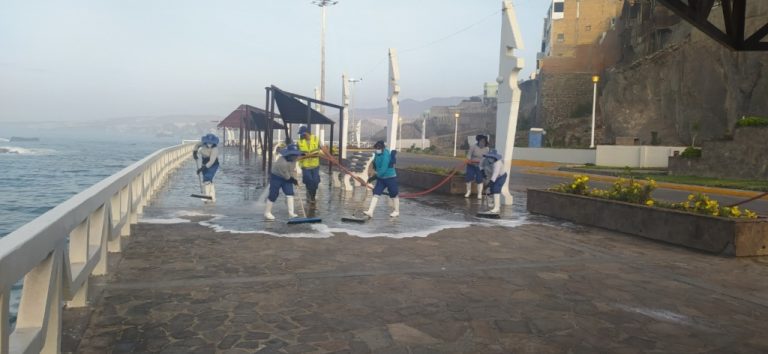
375 149 383 154
206 143 213 148
478 141 486 147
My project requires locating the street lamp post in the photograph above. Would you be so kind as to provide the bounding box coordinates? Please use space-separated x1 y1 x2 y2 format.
398 117 403 151
453 112 461 157
590 75 599 148
312 0 338 113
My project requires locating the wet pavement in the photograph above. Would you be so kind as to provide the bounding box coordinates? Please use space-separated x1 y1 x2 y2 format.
62 148 768 353
140 150 527 238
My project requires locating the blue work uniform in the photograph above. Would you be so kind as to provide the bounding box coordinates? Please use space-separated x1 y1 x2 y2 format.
372 149 399 197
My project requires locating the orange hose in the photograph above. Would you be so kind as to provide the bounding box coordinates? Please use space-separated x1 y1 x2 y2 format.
317 147 469 199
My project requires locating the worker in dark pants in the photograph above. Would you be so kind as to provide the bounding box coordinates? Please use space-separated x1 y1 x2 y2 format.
297 126 321 203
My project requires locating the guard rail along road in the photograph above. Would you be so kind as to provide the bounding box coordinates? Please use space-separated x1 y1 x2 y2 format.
0 142 194 354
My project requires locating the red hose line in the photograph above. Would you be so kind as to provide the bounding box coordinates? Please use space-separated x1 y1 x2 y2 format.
317 148 468 199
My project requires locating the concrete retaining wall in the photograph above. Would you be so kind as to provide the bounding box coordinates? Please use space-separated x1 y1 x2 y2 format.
668 127 768 179
512 147 596 164
527 189 768 256
596 145 686 168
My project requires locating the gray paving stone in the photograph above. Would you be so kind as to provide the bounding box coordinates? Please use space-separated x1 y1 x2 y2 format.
63 223 768 353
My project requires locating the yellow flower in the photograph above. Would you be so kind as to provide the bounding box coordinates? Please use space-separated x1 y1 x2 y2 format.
645 200 655 206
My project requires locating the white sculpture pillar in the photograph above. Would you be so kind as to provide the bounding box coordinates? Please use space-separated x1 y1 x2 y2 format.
495 1 524 206
341 73 350 159
387 48 400 149
355 121 361 147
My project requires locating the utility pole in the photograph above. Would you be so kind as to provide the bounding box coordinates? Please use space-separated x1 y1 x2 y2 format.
590 75 599 148
312 0 338 114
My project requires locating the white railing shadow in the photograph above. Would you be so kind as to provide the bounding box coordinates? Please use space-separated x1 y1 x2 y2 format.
0 142 194 354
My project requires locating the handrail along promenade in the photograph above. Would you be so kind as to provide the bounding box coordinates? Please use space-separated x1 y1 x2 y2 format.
0 143 194 354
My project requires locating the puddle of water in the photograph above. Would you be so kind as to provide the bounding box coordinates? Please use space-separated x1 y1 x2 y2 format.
140 150 538 238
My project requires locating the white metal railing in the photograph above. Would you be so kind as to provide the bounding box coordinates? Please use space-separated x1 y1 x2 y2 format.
0 142 194 354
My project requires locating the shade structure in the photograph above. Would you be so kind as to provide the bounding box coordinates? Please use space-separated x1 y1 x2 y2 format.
217 104 285 158
263 86 344 176
273 88 335 125
218 104 285 130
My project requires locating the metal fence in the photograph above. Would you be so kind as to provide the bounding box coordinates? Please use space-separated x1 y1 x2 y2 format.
0 142 194 354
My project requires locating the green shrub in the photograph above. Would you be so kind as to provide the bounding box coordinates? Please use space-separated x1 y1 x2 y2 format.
736 116 768 127
680 147 701 158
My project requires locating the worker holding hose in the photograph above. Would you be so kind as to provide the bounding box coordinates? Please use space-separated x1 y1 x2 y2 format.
364 140 400 218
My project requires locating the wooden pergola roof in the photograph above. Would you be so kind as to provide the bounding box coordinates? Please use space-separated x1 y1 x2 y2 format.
217 104 285 130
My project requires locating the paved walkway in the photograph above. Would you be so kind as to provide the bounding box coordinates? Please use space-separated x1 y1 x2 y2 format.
64 218 768 353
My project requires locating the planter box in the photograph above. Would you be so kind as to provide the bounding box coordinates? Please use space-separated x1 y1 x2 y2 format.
396 168 470 195
527 189 768 257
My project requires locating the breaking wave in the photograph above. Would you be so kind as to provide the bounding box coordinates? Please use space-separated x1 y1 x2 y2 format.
0 146 57 155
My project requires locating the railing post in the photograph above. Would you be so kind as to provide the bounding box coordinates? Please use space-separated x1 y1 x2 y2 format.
15 247 63 354
66 219 89 308
93 204 109 276
108 193 123 253
1 287 9 354
40 249 62 354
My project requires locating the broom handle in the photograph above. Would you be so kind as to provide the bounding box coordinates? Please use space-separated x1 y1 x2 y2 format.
295 183 308 218
195 158 204 194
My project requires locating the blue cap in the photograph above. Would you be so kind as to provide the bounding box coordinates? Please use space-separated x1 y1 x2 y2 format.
298 126 310 136
279 143 302 157
483 149 502 160
201 133 219 145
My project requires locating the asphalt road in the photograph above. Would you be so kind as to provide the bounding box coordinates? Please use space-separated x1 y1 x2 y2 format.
396 152 768 215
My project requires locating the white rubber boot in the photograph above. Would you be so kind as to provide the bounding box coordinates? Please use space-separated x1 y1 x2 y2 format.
203 182 213 203
464 183 472 198
390 197 400 217
286 196 298 218
490 194 501 214
476 183 483 199
264 200 275 220
363 196 379 218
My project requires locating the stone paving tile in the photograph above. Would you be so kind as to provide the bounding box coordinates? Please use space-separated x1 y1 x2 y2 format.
65 222 768 353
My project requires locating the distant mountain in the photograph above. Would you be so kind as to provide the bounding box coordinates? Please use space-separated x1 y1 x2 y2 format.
6 114 222 140
352 96 468 122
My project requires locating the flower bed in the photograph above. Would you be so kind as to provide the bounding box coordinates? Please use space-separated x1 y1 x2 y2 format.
527 176 768 256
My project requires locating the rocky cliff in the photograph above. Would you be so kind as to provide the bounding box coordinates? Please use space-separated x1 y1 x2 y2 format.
599 2 768 146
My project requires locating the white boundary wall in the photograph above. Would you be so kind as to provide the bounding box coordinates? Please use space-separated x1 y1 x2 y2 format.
511 146 687 167
512 147 596 164
0 142 193 354
596 145 687 168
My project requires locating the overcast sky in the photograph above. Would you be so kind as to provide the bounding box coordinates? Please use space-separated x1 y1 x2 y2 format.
0 0 551 122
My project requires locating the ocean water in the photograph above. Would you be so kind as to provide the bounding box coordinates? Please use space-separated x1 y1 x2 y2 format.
0 135 180 238
0 134 180 324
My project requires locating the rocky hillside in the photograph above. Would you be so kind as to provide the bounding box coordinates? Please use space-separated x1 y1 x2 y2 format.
599 2 768 146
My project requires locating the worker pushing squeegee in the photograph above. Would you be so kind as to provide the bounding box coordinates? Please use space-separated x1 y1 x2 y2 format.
191 133 220 203
264 143 321 224
477 149 507 219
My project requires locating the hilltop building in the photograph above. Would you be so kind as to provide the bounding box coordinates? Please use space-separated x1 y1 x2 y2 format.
535 0 624 147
